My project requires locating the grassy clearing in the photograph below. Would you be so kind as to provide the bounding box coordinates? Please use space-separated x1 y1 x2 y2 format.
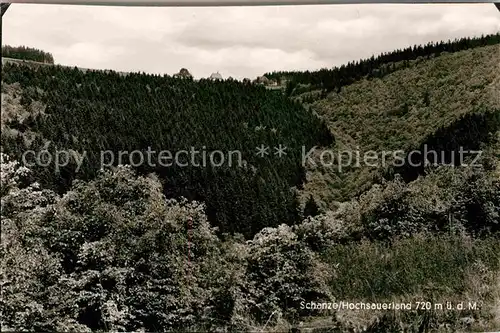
306 233 500 332
323 234 499 300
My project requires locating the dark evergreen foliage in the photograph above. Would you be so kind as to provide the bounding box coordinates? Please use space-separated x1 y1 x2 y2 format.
2 45 55 64
392 111 500 182
1 63 334 238
303 195 320 218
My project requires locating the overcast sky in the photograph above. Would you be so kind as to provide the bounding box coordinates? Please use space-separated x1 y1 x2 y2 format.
2 3 500 79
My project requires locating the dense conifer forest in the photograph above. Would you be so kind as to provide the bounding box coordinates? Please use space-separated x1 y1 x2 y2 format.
1 65 333 237
264 33 500 97
1 45 55 64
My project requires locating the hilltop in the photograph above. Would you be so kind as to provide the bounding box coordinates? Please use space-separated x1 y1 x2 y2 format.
266 33 500 98
1 45 54 64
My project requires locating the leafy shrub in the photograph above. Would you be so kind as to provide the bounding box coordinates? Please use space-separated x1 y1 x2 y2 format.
328 167 500 240
294 212 351 251
1 162 236 331
0 152 32 196
454 170 500 234
245 225 333 324
1 154 65 331
356 176 429 239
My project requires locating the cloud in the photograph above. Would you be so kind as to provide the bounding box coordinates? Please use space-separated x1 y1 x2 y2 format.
2 3 500 79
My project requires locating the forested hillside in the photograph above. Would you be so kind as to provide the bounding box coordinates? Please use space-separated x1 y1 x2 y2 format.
1 37 499 332
302 43 500 207
1 45 55 64
1 64 333 237
265 33 500 98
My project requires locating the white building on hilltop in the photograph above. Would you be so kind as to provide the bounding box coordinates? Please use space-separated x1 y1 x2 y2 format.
209 72 223 81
